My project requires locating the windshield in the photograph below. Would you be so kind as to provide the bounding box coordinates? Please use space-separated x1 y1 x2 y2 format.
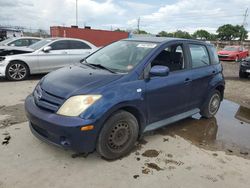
29 39 54 50
86 40 157 73
223 46 239 51
0 38 14 45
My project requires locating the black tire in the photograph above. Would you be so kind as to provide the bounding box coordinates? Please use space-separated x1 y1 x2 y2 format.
6 61 29 81
201 90 221 118
97 110 139 160
239 71 248 78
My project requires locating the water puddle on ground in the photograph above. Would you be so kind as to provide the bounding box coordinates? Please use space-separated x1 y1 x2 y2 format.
0 104 26 128
153 100 250 159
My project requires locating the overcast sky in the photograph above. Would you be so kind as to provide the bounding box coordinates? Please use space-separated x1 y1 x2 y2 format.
0 0 249 34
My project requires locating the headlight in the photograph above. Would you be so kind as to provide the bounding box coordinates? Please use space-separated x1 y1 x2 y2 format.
57 95 102 117
0 56 5 62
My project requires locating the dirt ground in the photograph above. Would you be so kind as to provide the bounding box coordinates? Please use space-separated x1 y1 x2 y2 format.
0 65 250 188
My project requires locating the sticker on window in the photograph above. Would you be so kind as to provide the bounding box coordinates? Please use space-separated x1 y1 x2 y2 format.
137 43 157 48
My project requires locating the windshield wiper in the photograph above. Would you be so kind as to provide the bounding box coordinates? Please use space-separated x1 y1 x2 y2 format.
88 63 117 74
81 59 120 74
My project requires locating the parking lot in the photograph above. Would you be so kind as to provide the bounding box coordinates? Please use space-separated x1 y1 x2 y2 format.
0 61 249 188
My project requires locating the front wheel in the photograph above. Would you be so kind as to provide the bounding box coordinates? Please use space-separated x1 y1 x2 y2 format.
239 71 248 78
201 90 221 118
6 61 29 81
97 110 139 160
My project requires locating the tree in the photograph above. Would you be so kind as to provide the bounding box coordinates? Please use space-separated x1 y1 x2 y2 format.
134 30 148 34
235 25 248 41
193 29 211 40
174 30 192 39
157 31 174 37
217 24 248 41
157 30 192 39
114 28 126 32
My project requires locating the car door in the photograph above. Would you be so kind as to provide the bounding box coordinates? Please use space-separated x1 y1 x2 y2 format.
186 43 215 109
37 40 70 73
145 42 192 124
66 40 93 63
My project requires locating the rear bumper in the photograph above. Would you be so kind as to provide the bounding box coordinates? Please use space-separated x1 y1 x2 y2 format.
25 95 99 153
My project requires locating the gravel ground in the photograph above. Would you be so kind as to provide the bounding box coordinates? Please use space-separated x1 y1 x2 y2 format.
222 61 250 108
0 64 250 188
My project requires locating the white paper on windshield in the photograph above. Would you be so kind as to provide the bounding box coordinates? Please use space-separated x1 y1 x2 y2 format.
137 43 157 48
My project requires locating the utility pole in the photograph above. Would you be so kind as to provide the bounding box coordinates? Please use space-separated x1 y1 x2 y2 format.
241 8 248 43
76 0 78 26
137 17 140 34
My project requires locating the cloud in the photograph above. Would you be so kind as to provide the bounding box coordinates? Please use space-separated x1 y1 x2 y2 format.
0 0 250 34
127 0 250 33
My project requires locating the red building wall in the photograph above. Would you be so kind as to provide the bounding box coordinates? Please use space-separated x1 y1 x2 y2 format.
50 26 129 47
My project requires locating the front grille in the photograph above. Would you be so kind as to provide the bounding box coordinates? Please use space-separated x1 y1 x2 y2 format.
242 61 250 66
34 85 65 112
31 123 48 138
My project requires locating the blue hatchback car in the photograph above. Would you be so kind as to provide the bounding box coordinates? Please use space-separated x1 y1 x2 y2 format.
25 37 225 159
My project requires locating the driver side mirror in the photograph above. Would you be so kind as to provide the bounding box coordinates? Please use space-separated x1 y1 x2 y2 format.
43 46 52 53
149 65 170 77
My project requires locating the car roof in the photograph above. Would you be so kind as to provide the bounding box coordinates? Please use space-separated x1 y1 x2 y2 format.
39 37 97 47
11 37 42 40
124 37 210 45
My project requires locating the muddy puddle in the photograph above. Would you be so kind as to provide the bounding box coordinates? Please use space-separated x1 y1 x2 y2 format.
152 100 250 159
0 104 27 128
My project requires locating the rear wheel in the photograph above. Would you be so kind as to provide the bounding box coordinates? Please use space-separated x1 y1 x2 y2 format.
201 90 221 118
239 71 248 78
97 110 139 160
6 61 29 81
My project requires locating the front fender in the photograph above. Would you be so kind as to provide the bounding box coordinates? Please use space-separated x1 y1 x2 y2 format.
80 80 147 133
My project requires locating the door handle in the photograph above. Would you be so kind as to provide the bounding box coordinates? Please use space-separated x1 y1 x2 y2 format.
184 78 192 84
61 51 68 54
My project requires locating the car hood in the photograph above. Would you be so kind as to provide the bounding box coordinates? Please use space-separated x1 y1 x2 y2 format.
40 64 123 99
218 50 237 55
0 46 34 56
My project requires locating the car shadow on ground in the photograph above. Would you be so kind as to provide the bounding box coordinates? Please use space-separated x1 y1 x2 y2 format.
225 76 250 81
0 74 46 82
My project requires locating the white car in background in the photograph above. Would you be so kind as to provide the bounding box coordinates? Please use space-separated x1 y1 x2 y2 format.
0 38 97 81
0 37 41 47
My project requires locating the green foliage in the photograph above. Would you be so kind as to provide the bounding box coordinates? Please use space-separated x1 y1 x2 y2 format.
174 30 192 39
157 30 192 39
158 24 248 41
114 28 126 32
134 30 148 34
192 30 210 40
216 24 248 41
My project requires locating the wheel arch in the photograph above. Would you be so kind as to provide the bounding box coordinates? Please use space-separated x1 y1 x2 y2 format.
98 104 147 136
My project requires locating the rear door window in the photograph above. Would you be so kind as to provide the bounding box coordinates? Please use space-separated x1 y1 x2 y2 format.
68 40 91 49
50 40 69 50
189 44 210 68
